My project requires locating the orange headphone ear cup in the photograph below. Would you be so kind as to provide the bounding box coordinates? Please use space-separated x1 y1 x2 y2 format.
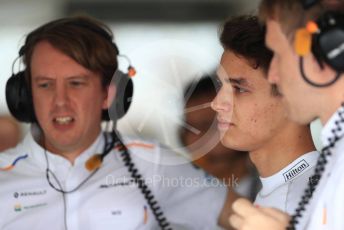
295 28 312 56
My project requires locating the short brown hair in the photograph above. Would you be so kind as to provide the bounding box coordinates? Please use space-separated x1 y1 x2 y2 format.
219 15 282 96
258 0 340 37
22 15 118 89
219 15 273 74
21 16 119 120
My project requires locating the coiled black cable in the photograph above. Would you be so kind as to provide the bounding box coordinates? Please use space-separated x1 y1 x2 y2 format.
115 131 172 230
288 103 344 229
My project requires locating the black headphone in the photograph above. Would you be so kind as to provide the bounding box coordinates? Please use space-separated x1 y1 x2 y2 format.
298 0 344 73
311 11 344 73
6 18 135 123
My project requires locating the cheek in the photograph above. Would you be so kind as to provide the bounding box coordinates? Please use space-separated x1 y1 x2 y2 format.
263 102 286 130
235 102 260 125
281 54 299 78
32 93 49 117
79 90 104 110
247 102 281 131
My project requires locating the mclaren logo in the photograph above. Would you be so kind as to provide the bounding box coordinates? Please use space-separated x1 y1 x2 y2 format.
283 159 309 182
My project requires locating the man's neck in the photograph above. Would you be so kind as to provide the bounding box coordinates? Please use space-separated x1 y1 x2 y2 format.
39 129 102 165
249 124 316 178
320 87 344 125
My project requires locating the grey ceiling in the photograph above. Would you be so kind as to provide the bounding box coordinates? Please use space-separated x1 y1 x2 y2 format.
66 0 239 22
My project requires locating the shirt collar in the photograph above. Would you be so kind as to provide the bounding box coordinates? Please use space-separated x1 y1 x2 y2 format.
259 151 319 196
321 105 344 147
25 126 105 170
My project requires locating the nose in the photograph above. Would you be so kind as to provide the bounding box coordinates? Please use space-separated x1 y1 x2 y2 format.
267 55 279 84
211 87 232 113
53 83 69 107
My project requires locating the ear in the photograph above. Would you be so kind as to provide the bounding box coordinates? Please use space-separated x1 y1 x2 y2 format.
102 83 116 110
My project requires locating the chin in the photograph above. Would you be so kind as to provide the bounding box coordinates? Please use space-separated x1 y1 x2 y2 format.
221 136 250 152
221 138 238 150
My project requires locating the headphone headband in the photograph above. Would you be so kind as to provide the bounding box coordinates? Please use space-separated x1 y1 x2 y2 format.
301 0 320 10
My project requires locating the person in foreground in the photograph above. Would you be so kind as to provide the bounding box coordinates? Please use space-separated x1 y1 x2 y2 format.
181 76 259 200
229 0 344 229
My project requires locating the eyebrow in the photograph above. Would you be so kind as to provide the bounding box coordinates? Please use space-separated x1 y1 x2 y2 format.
216 68 252 88
229 78 249 86
33 75 90 82
32 76 52 82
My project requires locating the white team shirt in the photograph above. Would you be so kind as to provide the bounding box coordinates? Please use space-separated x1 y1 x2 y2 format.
298 105 344 230
254 151 319 214
0 131 227 230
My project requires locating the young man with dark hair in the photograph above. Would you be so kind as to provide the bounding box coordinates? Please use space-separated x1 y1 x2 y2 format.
211 15 319 214
0 16 233 229
229 1 344 229
180 76 259 200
